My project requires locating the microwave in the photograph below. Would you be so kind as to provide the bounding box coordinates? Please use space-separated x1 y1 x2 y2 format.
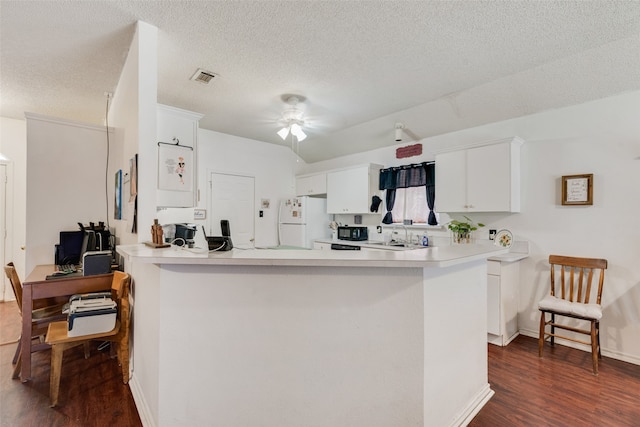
337 226 368 241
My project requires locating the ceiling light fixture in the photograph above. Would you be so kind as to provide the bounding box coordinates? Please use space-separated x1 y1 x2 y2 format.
278 96 307 142
394 122 405 142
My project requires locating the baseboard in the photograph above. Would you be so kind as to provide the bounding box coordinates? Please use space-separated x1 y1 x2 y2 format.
451 383 495 427
519 328 640 366
129 374 156 427
487 331 520 347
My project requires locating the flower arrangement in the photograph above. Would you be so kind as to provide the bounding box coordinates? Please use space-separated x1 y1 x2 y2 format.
447 216 485 244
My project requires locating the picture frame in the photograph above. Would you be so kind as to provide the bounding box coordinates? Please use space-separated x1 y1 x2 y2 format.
562 174 593 205
114 169 122 219
158 143 193 192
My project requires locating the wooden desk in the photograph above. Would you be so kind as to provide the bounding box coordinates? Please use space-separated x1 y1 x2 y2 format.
20 265 113 382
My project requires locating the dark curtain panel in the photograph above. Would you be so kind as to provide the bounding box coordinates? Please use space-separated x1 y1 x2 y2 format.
424 163 437 225
379 168 396 190
382 189 396 224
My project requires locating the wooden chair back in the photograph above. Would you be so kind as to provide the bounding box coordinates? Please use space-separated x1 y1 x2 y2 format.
111 271 130 333
548 255 608 305
4 262 23 314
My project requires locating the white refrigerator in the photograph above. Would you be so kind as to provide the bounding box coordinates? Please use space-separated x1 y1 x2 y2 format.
278 196 330 248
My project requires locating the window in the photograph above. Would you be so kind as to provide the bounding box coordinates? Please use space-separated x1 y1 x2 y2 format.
379 162 437 226
390 187 439 224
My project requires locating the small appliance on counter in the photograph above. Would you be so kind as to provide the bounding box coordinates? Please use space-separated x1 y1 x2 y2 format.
337 226 368 241
163 223 197 247
203 220 234 251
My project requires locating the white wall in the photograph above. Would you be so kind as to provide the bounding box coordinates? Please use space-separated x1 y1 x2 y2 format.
300 91 640 365
197 129 302 247
0 117 27 287
24 114 111 275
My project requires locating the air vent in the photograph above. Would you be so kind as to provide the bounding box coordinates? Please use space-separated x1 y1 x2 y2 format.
190 68 218 84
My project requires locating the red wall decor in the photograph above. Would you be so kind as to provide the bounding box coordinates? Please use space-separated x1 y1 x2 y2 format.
396 143 422 159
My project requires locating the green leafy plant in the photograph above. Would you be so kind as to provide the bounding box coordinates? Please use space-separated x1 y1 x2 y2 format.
447 216 485 243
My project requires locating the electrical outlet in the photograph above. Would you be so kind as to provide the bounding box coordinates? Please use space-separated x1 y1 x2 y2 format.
259 210 264 218
489 229 497 240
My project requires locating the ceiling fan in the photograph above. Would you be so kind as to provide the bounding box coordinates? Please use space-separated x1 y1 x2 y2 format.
277 95 308 142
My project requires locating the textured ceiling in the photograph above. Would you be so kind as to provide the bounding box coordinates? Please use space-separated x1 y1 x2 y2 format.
2 1 640 163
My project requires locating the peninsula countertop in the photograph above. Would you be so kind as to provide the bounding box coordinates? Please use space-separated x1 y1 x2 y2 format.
116 243 508 268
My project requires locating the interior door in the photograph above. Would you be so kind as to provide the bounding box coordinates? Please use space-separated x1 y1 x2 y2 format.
210 172 255 248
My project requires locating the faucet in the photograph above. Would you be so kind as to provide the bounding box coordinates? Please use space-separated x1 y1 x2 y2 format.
392 224 409 243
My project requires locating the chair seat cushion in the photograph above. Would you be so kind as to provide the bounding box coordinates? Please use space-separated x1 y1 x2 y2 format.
538 295 602 320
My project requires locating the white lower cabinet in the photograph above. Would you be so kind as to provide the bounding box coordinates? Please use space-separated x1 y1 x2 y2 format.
487 259 520 346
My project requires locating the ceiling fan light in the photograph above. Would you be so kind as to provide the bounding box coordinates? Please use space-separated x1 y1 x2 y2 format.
277 126 290 140
291 123 307 141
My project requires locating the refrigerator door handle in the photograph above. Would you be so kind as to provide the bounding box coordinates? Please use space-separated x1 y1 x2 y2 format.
277 201 283 246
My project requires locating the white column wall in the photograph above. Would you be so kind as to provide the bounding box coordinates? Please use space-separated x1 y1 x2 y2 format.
108 21 158 246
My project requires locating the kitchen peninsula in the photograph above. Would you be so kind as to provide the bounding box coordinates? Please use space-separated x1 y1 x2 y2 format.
117 244 507 427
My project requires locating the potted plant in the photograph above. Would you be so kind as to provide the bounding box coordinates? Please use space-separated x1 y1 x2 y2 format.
447 216 485 244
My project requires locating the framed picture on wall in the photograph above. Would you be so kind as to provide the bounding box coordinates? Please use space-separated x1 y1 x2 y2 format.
114 169 122 219
562 174 593 205
158 142 194 192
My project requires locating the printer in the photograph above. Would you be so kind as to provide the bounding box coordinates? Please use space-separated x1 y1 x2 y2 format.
66 292 117 337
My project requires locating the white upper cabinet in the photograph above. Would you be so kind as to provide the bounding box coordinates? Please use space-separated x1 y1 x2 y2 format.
296 172 327 196
156 104 203 208
327 164 383 214
435 138 523 213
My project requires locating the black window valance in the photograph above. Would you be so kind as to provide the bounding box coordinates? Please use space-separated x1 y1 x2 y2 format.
379 162 434 190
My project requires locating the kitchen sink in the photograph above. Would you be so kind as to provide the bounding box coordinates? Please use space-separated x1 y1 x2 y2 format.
366 241 429 250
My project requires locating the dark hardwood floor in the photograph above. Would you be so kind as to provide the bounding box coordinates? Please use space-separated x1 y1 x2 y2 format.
0 301 141 427
470 335 640 427
2 299 639 426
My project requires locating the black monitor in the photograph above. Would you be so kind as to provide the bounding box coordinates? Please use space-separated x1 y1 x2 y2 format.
55 231 84 265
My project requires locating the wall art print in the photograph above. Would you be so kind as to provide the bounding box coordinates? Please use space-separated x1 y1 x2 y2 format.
158 143 193 192
114 169 122 220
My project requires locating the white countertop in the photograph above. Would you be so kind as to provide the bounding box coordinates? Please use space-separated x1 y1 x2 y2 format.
487 240 530 262
117 243 508 269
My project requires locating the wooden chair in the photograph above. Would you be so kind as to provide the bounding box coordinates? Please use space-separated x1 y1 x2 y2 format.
4 262 66 379
538 255 608 375
45 271 131 407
